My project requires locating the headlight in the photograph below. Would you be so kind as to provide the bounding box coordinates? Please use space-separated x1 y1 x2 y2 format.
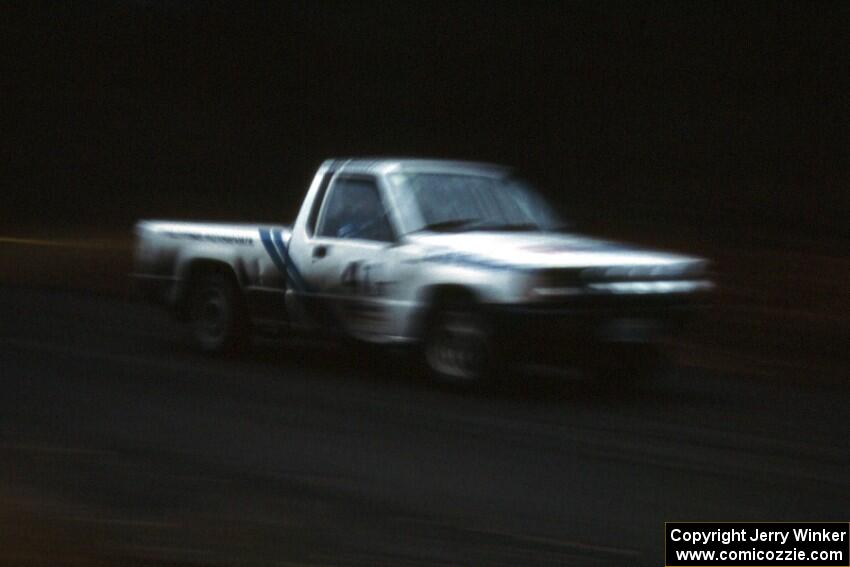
524 269 585 300
529 286 584 298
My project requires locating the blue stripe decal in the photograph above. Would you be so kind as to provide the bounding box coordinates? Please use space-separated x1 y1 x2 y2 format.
258 228 310 293
271 228 309 292
259 228 298 291
258 228 287 273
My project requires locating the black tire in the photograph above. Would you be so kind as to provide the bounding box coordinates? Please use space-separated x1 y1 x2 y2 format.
422 298 496 387
186 272 248 354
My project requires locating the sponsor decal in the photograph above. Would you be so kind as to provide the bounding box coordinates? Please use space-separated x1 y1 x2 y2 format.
522 239 631 254
163 231 254 246
419 251 525 271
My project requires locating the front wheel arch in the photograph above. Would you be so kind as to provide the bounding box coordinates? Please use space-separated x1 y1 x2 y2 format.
415 285 482 340
419 287 502 386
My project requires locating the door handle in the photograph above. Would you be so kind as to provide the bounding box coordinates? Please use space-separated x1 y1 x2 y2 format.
312 245 328 259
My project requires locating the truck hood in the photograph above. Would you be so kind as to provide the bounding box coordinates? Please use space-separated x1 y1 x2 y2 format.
405 231 706 273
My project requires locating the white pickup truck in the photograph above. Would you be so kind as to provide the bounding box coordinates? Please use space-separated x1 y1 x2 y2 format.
133 158 712 384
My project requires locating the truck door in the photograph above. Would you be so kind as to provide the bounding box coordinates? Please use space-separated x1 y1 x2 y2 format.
300 175 399 339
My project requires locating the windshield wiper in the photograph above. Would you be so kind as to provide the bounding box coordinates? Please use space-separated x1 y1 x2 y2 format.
412 219 542 234
471 222 540 232
411 218 482 233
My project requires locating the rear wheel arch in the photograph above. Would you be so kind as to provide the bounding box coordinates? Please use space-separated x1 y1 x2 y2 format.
416 285 482 337
181 261 250 353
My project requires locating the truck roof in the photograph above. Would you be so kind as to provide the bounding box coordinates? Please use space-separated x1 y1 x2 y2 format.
322 157 512 178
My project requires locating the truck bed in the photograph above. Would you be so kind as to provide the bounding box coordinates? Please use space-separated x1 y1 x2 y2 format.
132 220 292 312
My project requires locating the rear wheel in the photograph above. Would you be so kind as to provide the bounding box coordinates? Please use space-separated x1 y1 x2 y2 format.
423 300 495 387
186 273 247 353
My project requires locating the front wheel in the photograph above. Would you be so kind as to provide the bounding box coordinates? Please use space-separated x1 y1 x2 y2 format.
423 301 496 387
186 273 248 353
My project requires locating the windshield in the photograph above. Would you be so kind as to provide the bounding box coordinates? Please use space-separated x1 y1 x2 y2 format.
387 172 563 234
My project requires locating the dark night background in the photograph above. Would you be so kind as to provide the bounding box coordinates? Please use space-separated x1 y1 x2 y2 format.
3 1 848 245
2 4 850 565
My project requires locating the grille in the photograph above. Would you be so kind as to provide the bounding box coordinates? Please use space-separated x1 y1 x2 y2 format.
580 261 706 282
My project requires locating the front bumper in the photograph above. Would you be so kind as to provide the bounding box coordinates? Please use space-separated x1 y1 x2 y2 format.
486 289 711 361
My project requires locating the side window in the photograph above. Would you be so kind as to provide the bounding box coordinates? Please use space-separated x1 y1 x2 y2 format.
317 178 394 242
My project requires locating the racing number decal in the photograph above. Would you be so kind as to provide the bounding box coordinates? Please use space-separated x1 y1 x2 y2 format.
340 261 358 290
338 260 386 329
340 261 380 296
